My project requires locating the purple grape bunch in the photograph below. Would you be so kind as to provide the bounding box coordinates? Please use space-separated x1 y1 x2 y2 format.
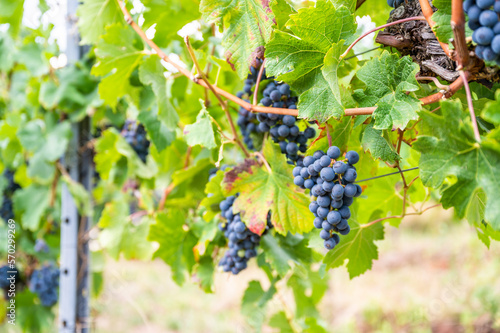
121 120 150 163
292 146 363 250
29 264 59 307
464 0 500 63
217 195 272 275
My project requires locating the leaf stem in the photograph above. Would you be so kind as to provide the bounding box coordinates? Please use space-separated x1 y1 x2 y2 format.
340 16 427 59
253 59 266 106
459 70 481 142
253 151 272 174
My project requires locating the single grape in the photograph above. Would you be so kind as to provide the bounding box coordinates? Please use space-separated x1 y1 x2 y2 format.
261 97 272 106
283 115 296 126
338 206 351 219
327 146 341 159
317 195 331 207
286 142 299 155
234 221 246 233
327 210 341 225
491 34 500 53
293 166 302 177
331 200 343 209
320 167 335 181
479 10 499 27
303 156 315 167
317 207 330 218
469 19 482 30
344 168 357 183
313 217 324 229
319 229 331 240
337 219 349 230
332 184 344 198
279 84 291 96
322 221 334 231
345 151 360 164
278 125 290 137
477 0 495 9
333 161 348 174
304 127 316 139
495 0 500 13
473 27 494 45
309 201 319 214
339 225 351 235
324 238 337 250
468 5 482 21
322 181 334 192
319 155 332 167
354 184 363 197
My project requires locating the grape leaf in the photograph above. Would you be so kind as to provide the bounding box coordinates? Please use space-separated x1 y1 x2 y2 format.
91 24 144 107
138 55 179 129
361 123 400 163
142 0 200 47
183 101 217 149
137 109 175 152
199 0 274 78
77 0 123 45
222 139 312 235
99 201 155 260
432 0 472 43
241 280 276 329
482 90 500 125
323 219 384 278
261 233 313 276
0 0 25 35
269 311 294 333
270 0 296 30
464 189 500 248
148 211 198 285
200 170 226 221
413 99 500 230
266 1 356 94
13 185 50 231
353 51 421 130
307 116 353 154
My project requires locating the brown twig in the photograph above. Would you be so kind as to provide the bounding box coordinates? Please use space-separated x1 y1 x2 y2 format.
417 0 453 59
253 152 272 173
451 0 470 69
184 36 250 158
253 59 266 106
158 183 175 211
419 72 466 104
416 76 450 91
361 203 441 228
341 16 427 59
460 70 481 142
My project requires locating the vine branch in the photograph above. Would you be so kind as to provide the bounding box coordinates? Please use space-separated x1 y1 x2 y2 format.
417 0 453 58
460 70 481 142
253 59 266 106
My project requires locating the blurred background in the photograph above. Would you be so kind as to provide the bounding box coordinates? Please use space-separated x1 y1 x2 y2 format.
92 211 500 333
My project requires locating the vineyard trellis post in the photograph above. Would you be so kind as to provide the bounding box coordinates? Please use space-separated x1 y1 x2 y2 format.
58 0 92 331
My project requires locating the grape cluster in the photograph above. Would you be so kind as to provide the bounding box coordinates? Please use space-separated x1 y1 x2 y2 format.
121 120 150 163
292 147 362 250
0 265 19 289
236 59 268 150
217 195 272 275
387 0 414 7
1 169 20 223
29 264 59 307
256 82 316 164
464 0 500 63
34 239 49 253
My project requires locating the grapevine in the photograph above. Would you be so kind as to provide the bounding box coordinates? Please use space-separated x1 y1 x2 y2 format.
0 0 500 331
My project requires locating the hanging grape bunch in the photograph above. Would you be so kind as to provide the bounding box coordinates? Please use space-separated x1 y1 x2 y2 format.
387 0 414 8
236 59 267 151
464 0 500 63
217 196 272 275
121 120 150 163
1 169 21 223
29 264 60 307
293 146 363 250
235 62 316 164
256 82 316 165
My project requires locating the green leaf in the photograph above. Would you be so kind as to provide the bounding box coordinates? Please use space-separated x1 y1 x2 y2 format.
200 0 275 78
307 116 353 154
432 0 472 43
142 0 200 47
261 233 313 276
91 24 144 107
323 219 384 278
149 211 197 285
270 0 296 30
265 1 356 94
269 311 294 333
138 55 179 129
241 280 276 329
13 185 51 231
77 0 123 45
0 0 25 35
196 256 215 293
183 101 217 149
413 99 500 230
200 170 226 221
361 123 400 163
353 52 421 130
222 139 312 235
482 90 500 125
137 109 175 152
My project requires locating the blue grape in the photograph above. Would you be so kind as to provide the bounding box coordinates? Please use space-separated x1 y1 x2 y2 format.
30 265 60 307
327 146 341 159
479 10 498 26
324 238 337 250
339 206 351 219
339 225 351 235
319 155 332 167
477 0 495 9
327 210 341 225
332 184 344 198
304 127 316 139
473 27 494 45
469 5 482 21
344 184 357 197
270 90 281 102
483 46 497 60
293 166 301 177
283 115 296 126
317 195 331 207
313 217 324 229
317 207 330 218
322 221 334 231
279 84 291 95
344 168 357 182
495 0 500 13
322 181 334 192
319 229 331 240
333 161 348 174
469 20 482 30
345 151 360 164
337 219 349 230
491 35 500 52
309 201 319 214
320 167 335 181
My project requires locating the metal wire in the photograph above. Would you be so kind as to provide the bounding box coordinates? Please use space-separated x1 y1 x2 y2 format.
355 167 419 183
